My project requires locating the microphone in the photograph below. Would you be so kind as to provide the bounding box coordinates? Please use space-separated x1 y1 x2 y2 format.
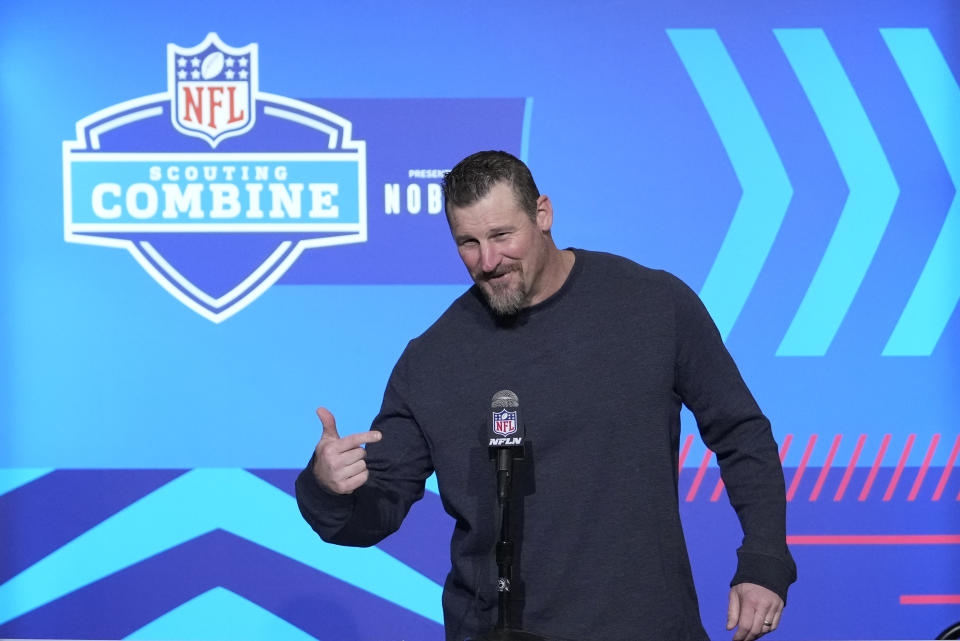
489 389 525 448
489 390 524 502
484 390 545 639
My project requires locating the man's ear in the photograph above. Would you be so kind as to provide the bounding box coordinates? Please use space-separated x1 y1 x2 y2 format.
535 195 553 233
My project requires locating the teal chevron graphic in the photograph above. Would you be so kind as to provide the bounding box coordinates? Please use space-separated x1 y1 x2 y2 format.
775 28 900 356
126 587 316 641
521 97 534 163
667 29 793 340
0 469 443 626
426 472 439 494
881 29 960 356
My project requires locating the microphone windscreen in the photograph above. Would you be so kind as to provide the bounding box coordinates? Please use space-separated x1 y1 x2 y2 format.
491 389 519 410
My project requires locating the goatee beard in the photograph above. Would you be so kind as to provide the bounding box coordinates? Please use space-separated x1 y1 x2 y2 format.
484 286 526 316
480 268 526 316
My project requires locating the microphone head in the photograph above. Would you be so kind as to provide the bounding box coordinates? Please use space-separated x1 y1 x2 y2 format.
491 389 519 410
489 390 523 447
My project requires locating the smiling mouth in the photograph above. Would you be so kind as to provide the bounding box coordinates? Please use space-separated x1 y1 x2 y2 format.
483 266 519 283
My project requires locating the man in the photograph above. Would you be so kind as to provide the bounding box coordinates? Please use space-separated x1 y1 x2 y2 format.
296 151 796 641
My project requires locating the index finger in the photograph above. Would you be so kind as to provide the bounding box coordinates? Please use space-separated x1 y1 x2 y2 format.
330 430 382 452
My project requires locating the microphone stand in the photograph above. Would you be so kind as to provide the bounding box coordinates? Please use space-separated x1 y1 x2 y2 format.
475 447 545 641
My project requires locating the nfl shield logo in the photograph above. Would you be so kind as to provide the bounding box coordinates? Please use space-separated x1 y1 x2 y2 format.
168 33 256 147
493 409 518 436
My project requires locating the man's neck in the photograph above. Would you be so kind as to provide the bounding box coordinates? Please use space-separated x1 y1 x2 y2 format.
527 247 576 307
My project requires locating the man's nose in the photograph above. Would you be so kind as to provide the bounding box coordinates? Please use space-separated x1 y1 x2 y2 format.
480 242 500 273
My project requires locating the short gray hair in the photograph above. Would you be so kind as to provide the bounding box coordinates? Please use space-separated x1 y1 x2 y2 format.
442 150 540 221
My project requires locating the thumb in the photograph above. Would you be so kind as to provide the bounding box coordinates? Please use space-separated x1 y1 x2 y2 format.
316 407 340 440
727 588 740 631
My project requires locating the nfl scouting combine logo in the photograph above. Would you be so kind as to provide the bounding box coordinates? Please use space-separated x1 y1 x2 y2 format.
63 33 367 322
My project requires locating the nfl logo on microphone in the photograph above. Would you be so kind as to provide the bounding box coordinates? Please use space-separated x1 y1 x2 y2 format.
493 409 517 436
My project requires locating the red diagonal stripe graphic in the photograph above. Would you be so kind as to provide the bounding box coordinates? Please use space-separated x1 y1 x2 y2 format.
710 473 725 502
859 433 891 501
835 434 866 501
883 434 915 501
907 433 940 501
810 434 842 501
933 434 959 501
678 434 694 470
686 450 712 502
677 433 954 503
779 434 793 463
787 434 817 501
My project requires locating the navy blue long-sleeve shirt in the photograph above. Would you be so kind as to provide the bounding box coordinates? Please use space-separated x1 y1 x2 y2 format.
297 249 796 641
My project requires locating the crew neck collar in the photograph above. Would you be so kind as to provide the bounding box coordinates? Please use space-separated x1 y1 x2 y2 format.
474 248 583 324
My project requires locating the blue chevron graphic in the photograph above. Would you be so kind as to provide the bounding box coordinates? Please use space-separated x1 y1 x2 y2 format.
881 29 960 356
775 29 900 356
0 468 52 496
667 29 793 340
125 587 316 641
0 528 444 640
0 470 188 586
252 469 451 584
0 468 443 626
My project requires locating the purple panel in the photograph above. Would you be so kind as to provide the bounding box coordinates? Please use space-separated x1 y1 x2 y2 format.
279 98 526 285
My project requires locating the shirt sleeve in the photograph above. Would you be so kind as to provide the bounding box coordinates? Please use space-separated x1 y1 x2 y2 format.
295 344 435 547
669 275 797 602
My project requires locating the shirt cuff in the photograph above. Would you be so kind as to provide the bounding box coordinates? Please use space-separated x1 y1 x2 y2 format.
295 459 356 538
730 548 798 604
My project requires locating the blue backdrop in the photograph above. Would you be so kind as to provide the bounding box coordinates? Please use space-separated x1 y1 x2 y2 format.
1 1 958 639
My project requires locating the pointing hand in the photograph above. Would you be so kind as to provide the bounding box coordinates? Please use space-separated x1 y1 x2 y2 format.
311 407 382 494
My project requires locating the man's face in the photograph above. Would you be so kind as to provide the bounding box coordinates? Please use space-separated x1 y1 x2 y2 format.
447 181 551 315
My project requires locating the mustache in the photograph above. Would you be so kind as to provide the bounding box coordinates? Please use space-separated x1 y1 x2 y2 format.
480 264 520 281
